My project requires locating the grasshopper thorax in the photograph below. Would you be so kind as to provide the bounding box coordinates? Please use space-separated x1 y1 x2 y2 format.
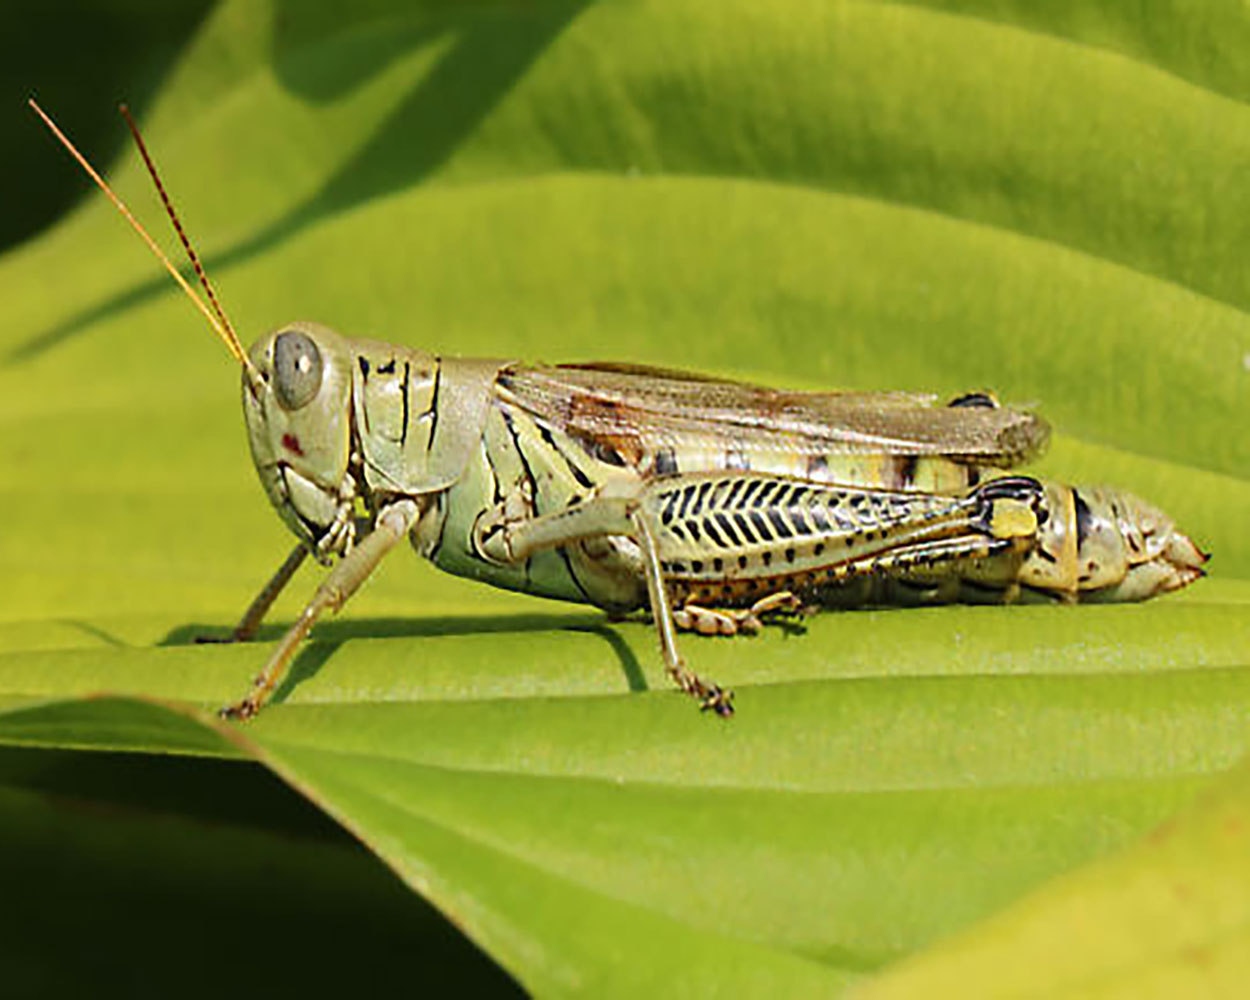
243 321 357 557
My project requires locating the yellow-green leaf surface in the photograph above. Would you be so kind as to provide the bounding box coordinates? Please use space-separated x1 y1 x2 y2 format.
857 756 1250 998
2 1 1248 995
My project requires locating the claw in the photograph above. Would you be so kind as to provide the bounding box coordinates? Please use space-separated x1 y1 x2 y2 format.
698 686 735 718
218 699 257 722
751 591 804 620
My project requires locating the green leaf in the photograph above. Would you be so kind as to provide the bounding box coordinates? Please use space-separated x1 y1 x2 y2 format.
3 0 1248 995
857 756 1250 997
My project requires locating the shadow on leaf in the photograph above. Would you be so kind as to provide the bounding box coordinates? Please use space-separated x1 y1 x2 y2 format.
162 612 650 700
7 1 589 366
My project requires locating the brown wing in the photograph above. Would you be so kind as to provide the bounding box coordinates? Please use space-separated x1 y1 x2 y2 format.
496 361 1050 470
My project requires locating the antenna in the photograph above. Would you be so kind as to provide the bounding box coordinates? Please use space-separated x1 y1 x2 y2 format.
28 98 259 379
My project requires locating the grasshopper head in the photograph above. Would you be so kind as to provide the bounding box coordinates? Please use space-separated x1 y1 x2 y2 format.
242 321 356 552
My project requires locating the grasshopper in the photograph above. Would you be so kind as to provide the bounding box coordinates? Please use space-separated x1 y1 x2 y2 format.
34 102 1208 720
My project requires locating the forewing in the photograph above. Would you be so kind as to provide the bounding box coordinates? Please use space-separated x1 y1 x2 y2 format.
496 362 1050 471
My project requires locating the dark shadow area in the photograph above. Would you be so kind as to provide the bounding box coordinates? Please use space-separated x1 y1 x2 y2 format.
0 744 343 837
581 625 649 693
165 610 622 646
0 745 524 997
163 610 650 700
4 0 215 254
8 2 588 366
62 618 126 647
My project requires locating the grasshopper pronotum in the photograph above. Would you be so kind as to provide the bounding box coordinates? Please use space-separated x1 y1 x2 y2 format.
33 101 1208 720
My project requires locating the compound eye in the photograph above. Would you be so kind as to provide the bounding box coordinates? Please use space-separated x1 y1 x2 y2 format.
272 330 323 410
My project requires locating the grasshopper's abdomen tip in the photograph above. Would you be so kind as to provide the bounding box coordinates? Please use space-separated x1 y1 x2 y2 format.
1151 528 1209 594
1165 530 1210 571
1075 487 1209 602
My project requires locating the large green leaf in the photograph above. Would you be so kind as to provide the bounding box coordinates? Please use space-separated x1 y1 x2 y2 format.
2 1 1248 994
858 755 1250 998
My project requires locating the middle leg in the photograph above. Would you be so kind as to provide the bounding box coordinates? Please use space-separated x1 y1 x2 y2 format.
474 490 734 715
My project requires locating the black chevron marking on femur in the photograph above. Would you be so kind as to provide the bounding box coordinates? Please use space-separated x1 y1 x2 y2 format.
691 481 713 516
661 491 679 524
702 517 726 547
766 508 793 539
678 485 697 518
713 512 742 546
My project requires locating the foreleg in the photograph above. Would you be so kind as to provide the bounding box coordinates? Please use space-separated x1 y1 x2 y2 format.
220 500 420 720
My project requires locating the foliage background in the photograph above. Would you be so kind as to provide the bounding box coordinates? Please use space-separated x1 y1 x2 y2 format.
1 1 1248 995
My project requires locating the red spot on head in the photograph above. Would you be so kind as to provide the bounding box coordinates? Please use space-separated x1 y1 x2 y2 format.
281 432 304 456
